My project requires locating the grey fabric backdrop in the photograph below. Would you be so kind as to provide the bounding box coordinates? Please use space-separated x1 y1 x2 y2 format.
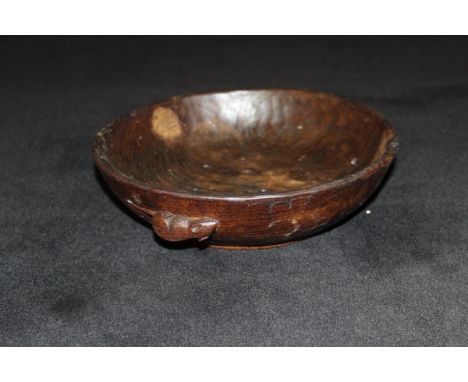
1 37 467 346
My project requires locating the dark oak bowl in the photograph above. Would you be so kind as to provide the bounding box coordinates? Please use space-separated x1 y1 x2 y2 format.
94 89 398 248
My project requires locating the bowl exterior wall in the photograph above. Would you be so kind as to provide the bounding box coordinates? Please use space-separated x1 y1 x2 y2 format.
98 162 390 247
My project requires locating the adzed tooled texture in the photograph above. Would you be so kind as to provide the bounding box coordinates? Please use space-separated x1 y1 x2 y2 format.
94 89 398 246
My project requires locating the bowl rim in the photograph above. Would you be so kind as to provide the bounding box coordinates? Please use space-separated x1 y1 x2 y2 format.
93 88 399 201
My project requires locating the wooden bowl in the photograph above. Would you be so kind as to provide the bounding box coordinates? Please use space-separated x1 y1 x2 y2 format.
94 89 398 248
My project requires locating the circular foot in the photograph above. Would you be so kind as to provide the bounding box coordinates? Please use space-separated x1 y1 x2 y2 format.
209 241 296 250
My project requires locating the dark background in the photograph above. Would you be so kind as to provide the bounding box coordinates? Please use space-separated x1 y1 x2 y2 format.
1 37 467 346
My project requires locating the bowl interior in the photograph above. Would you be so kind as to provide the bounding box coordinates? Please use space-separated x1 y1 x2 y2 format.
98 90 395 196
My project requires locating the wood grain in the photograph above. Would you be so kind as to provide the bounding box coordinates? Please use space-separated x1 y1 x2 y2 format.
94 89 398 247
